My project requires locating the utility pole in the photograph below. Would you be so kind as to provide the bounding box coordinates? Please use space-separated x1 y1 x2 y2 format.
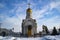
0 23 2 31
0 23 2 35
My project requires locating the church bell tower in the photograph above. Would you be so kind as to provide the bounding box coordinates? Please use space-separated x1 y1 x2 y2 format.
22 2 37 37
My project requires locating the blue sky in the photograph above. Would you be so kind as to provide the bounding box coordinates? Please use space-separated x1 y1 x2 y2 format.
0 0 60 32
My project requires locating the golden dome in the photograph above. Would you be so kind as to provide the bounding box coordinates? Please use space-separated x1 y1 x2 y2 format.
27 8 32 13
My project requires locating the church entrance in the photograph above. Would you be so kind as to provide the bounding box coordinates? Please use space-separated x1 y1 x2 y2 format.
28 25 32 37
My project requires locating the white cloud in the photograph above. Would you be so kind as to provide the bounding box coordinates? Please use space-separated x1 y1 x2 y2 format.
49 1 60 10
32 5 49 19
43 16 60 28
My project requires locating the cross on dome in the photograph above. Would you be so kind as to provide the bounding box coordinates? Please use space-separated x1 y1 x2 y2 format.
28 3 31 8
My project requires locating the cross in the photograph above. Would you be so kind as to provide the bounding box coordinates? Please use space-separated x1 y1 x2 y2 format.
27 0 31 8
28 3 31 8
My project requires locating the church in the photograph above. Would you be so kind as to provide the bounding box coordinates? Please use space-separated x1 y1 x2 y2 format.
21 3 37 37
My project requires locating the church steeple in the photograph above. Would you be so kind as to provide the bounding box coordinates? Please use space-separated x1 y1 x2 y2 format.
22 0 37 37
26 3 32 19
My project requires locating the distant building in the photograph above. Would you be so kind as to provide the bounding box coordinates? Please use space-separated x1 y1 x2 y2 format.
0 28 20 37
0 28 12 36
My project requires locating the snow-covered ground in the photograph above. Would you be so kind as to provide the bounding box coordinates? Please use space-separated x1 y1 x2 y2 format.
0 35 60 40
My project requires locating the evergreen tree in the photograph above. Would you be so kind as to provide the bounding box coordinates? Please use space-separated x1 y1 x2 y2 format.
51 27 58 35
59 28 60 32
42 25 49 34
45 27 49 34
58 28 60 34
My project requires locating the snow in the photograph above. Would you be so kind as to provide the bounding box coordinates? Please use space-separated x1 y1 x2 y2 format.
0 35 60 40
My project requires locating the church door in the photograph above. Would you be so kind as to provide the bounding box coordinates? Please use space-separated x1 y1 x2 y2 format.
28 25 32 37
